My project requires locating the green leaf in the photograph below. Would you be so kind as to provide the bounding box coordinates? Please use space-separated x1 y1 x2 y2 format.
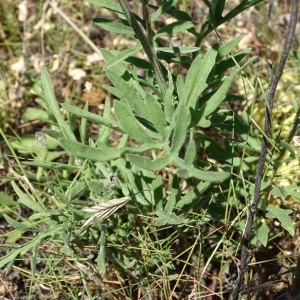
0 193 19 215
3 214 30 231
198 57 256 127
284 185 300 201
144 93 168 138
150 0 178 22
170 104 189 155
154 21 195 39
173 9 193 21
104 46 142 69
217 36 244 59
59 139 123 161
41 67 76 141
22 107 48 122
62 104 122 131
164 194 176 214
164 71 175 123
124 56 153 70
0 231 52 268
106 70 147 120
68 181 88 201
127 154 173 171
292 50 300 61
101 49 128 76
156 211 182 226
177 181 210 208
266 205 294 236
212 0 225 24
184 139 196 165
177 166 230 182
152 176 165 210
87 0 122 13
93 18 134 35
255 221 270 247
156 46 200 54
114 101 154 144
11 181 46 213
270 186 288 198
96 230 106 276
183 45 218 109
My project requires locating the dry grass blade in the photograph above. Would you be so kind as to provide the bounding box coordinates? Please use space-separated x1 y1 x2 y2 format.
81 197 131 229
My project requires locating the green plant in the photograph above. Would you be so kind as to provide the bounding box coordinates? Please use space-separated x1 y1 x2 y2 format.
1 0 299 299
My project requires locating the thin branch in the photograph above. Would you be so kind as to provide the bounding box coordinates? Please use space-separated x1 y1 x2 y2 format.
231 0 299 299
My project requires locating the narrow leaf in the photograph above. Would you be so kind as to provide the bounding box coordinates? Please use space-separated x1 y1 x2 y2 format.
164 71 175 123
150 0 178 22
177 166 230 182
0 231 52 268
114 101 153 144
127 154 173 171
93 18 134 35
59 139 123 161
218 36 244 59
170 104 189 155
11 181 45 213
184 139 196 165
154 21 195 39
164 194 176 213
144 94 168 138
87 0 122 13
97 230 106 276
156 46 200 54
177 181 210 208
104 46 142 69
62 104 122 131
3 215 30 231
41 67 76 141
106 70 147 119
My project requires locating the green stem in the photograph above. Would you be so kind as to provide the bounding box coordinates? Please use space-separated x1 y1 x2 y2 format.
118 0 167 96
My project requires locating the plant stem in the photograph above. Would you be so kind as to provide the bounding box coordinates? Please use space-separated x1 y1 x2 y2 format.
231 0 299 299
118 0 167 96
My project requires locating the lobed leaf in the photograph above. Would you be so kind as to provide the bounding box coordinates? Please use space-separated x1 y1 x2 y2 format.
114 101 154 144
182 45 218 109
198 57 256 127
266 206 295 236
